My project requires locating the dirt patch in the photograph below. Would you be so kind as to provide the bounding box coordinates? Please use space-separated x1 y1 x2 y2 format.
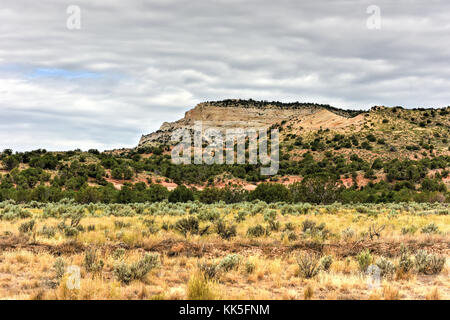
1 236 448 259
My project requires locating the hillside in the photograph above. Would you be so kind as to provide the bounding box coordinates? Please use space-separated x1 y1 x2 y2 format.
139 100 450 161
0 100 449 204
138 99 365 146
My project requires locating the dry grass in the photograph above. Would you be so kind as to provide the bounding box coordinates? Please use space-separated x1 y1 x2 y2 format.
0 203 448 300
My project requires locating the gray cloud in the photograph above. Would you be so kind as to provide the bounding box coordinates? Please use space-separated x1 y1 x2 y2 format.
1 0 450 151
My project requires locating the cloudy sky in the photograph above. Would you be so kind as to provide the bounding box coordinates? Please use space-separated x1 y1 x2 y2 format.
1 0 450 151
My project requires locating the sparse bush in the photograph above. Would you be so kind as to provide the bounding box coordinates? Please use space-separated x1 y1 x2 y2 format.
376 257 396 279
84 249 104 274
244 261 255 274
320 255 333 271
198 262 219 279
39 225 56 238
246 224 267 237
64 226 79 237
282 230 298 241
401 225 418 235
215 220 237 240
421 223 439 234
357 249 372 272
53 258 66 280
19 219 35 233
415 250 445 275
218 254 241 272
112 248 126 260
234 210 247 223
114 253 160 284
341 227 355 240
398 247 414 273
296 252 321 278
114 221 131 229
174 216 200 237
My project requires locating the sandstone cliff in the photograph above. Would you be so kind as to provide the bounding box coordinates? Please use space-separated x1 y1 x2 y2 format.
138 99 365 146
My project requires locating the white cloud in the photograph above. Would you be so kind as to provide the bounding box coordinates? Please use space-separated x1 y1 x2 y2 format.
1 0 450 151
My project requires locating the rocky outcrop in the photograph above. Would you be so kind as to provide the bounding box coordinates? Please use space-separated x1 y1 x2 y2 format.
138 99 365 146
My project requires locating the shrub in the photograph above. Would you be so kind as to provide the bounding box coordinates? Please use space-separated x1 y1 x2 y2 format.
215 220 237 240
234 210 247 223
174 216 199 237
296 252 321 278
198 262 219 279
401 225 418 235
112 248 126 260
421 223 439 234
246 224 267 237
302 219 316 232
283 222 295 231
53 258 66 280
341 227 355 240
114 253 160 284
244 261 255 274
250 183 290 203
19 219 35 233
415 250 446 275
320 255 333 271
169 185 194 203
398 248 414 273
218 254 241 272
301 220 329 239
357 249 372 272
39 225 56 238
84 249 104 274
375 257 396 279
282 230 298 241
64 226 79 237
114 221 132 229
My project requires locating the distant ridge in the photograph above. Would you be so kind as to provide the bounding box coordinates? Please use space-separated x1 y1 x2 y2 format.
204 99 365 118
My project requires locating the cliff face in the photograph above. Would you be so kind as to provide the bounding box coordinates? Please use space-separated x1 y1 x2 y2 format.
138 100 365 146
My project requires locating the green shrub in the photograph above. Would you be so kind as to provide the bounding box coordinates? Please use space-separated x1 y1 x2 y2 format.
84 249 104 273
375 257 396 279
282 230 298 241
218 254 241 272
64 226 79 237
39 225 56 238
246 224 267 237
114 253 159 284
234 210 247 223
215 220 237 240
53 258 66 280
114 221 132 229
357 249 372 272
174 216 199 237
398 247 414 273
296 252 321 278
401 225 418 235
320 255 333 271
19 219 35 233
283 222 295 231
244 261 255 274
421 223 439 234
112 248 126 260
415 250 445 275
198 262 219 279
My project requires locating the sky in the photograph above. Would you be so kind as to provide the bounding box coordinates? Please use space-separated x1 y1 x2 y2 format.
1 0 450 151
